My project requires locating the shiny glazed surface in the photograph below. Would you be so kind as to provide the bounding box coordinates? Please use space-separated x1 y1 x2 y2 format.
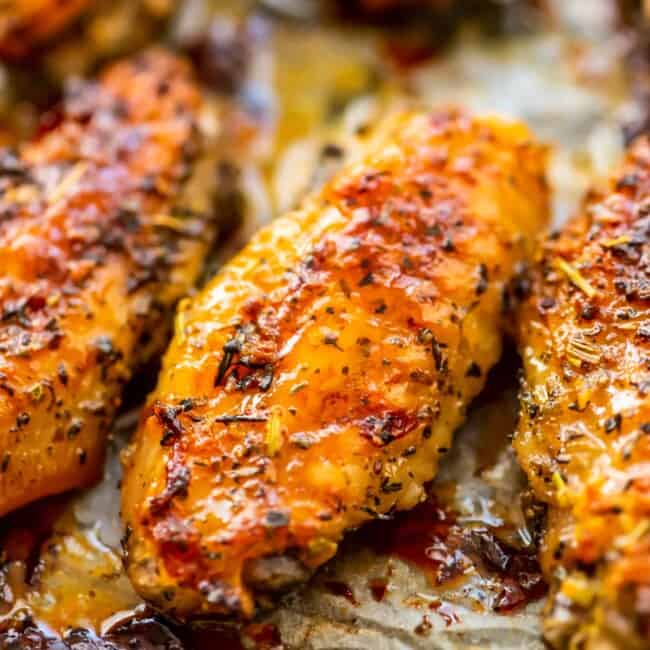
122 107 549 620
0 49 218 517
516 137 650 648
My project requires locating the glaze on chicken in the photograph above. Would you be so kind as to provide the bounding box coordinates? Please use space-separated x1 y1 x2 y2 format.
122 107 549 620
516 137 650 648
0 49 218 516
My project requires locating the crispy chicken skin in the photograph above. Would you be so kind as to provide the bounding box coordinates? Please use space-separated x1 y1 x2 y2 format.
122 108 549 620
0 0 92 59
0 49 218 517
516 138 650 648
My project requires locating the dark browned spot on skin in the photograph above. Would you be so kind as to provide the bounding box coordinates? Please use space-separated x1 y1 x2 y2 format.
149 461 191 515
359 410 419 446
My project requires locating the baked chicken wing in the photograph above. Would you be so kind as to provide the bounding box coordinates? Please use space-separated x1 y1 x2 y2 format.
122 107 549 620
0 49 218 516
516 137 650 648
0 0 92 59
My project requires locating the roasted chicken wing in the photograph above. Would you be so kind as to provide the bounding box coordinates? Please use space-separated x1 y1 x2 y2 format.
516 137 650 648
0 0 92 59
122 107 549 620
0 49 218 517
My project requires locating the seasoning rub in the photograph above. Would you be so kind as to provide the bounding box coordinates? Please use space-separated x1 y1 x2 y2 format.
0 49 218 516
122 107 549 620
516 137 650 648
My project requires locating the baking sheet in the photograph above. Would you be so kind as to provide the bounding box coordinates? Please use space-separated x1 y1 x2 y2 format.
0 1 641 647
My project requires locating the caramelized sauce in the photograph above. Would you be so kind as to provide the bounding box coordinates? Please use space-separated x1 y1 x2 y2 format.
243 623 284 650
358 494 547 613
0 616 185 650
324 580 359 606
368 577 388 602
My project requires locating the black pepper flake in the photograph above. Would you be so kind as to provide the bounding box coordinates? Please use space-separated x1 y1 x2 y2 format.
323 333 342 350
380 478 402 493
475 264 488 295
77 449 87 465
259 364 274 392
67 420 82 439
465 362 482 378
442 237 455 252
402 446 416 457
375 302 387 314
1 453 10 472
604 414 622 433
16 412 30 427
95 336 121 365
539 296 556 311
358 272 374 287
526 402 539 419
641 423 650 434
57 363 69 386
264 510 289 528
215 335 242 386
580 304 597 320
322 143 344 158
422 425 432 439
431 338 448 373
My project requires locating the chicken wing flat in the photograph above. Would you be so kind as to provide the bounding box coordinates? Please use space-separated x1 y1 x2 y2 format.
122 107 549 620
0 0 92 59
0 49 218 517
516 138 650 648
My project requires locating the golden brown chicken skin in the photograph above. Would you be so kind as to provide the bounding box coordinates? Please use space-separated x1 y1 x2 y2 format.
0 49 218 517
0 0 92 59
122 107 549 621
516 138 650 649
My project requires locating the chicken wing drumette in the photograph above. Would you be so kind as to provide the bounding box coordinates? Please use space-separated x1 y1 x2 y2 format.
122 107 549 620
516 138 650 648
0 49 218 516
